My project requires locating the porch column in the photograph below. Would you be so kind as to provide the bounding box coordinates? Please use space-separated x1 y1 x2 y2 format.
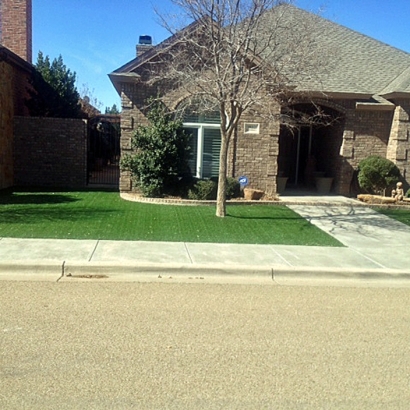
387 104 410 184
337 109 356 195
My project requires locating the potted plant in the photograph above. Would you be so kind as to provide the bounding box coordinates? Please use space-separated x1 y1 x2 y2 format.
276 171 288 194
315 172 333 194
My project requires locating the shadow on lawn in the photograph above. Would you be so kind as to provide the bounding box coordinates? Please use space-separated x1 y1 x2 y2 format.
226 214 303 221
0 193 80 205
0 208 117 224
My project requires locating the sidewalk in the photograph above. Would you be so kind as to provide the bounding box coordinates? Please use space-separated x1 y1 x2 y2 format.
1 195 410 286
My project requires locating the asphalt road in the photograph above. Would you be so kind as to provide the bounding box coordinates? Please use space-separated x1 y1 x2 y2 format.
1 281 410 409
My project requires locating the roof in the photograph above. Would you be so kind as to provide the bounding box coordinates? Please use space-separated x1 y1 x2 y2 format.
110 5 410 98
0 45 34 73
260 6 410 97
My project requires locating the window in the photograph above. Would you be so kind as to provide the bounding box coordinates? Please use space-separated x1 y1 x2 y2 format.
182 106 221 179
184 125 221 179
244 123 260 134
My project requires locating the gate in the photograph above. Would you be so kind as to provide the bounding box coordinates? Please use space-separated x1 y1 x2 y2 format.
87 115 121 187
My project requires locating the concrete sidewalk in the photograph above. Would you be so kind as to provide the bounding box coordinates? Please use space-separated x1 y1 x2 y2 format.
1 196 410 285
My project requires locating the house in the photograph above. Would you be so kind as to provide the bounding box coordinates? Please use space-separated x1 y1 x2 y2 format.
0 0 33 189
110 5 410 196
1 0 114 189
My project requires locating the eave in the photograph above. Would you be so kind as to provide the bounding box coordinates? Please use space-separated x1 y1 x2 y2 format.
108 72 141 95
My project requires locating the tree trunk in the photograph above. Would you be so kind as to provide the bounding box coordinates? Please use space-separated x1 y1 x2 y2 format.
216 135 229 217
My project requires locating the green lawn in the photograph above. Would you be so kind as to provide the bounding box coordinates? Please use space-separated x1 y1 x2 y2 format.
0 189 342 246
376 207 410 227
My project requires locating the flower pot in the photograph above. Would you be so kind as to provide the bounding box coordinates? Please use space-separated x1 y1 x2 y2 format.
244 188 264 200
276 177 288 194
315 177 333 194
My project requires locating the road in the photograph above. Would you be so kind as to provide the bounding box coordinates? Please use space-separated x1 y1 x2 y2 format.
1 281 410 409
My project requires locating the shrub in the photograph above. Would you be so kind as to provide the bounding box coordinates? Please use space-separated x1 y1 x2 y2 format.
357 156 400 195
226 177 241 199
188 179 217 200
406 188 410 198
187 177 241 200
120 99 190 197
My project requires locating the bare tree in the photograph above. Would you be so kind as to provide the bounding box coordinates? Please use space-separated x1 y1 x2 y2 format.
78 83 104 116
151 0 328 216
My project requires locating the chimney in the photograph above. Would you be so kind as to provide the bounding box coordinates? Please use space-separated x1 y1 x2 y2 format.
0 0 32 62
136 35 153 57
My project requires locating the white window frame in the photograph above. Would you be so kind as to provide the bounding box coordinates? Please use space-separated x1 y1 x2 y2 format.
244 123 260 134
184 122 221 179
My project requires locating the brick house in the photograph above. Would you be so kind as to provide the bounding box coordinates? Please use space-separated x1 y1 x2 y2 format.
111 5 410 196
0 0 33 189
0 0 95 189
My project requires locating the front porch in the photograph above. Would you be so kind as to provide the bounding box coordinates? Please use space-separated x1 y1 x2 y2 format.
277 103 347 195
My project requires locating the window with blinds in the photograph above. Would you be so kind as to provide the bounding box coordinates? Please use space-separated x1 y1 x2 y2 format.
180 101 221 179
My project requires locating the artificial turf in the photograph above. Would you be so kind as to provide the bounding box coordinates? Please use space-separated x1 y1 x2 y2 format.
376 207 410 227
0 189 342 246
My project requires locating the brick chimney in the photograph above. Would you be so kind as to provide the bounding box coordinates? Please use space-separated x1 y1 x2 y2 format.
0 0 32 63
136 35 153 57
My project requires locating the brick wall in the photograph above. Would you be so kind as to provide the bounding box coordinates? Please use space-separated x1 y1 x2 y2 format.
117 77 410 196
338 107 396 195
13 116 87 187
0 61 14 189
0 55 31 189
233 109 280 195
118 78 281 194
0 0 32 63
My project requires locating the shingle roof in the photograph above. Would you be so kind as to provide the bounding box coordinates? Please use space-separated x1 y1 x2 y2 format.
260 5 410 96
111 5 410 98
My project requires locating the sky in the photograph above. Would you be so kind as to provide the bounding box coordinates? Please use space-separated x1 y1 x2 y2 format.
32 0 410 111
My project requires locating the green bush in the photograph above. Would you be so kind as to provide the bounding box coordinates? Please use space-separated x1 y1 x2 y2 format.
406 188 410 198
188 180 217 200
187 177 241 200
120 99 190 197
357 156 400 195
226 177 241 199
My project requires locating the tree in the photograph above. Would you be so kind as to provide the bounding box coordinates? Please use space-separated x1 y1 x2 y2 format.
152 0 327 216
78 83 104 116
26 51 82 118
105 104 120 115
120 100 190 197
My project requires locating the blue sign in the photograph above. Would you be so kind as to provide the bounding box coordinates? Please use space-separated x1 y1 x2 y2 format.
238 176 248 186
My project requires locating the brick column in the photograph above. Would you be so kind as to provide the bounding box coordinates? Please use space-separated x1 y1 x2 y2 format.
0 0 32 63
387 103 410 185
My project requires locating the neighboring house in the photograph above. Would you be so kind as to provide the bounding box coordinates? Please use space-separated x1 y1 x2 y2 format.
113 6 409 196
0 46 33 189
1 0 115 189
0 0 33 189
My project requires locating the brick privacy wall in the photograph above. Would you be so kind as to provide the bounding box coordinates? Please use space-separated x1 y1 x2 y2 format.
0 0 32 63
13 116 87 187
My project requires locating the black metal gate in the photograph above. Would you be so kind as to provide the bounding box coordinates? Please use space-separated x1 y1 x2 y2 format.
87 115 121 187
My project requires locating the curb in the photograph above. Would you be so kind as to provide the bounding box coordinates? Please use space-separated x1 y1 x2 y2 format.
0 261 64 281
1 261 410 286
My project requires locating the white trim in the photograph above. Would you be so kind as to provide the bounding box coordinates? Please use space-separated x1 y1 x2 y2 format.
183 122 221 179
244 123 260 134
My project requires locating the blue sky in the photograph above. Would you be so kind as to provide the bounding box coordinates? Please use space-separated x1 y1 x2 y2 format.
32 0 410 111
